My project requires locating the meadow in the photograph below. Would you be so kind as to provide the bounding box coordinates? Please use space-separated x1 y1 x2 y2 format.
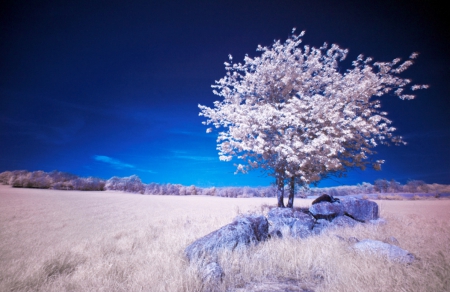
0 185 449 291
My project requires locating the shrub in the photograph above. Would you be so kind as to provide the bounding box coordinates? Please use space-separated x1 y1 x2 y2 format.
26 171 52 189
0 171 12 185
8 170 30 187
374 179 389 193
405 180 428 193
105 175 144 193
71 177 105 191
52 181 74 190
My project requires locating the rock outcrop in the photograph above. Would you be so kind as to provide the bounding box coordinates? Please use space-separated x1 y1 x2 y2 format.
309 196 378 223
331 215 359 227
309 201 344 220
185 214 269 283
184 196 414 287
185 214 269 262
267 207 315 239
340 197 379 222
353 239 415 264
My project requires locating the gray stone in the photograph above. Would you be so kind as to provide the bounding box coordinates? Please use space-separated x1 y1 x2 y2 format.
269 229 283 239
353 239 415 264
309 201 344 221
269 222 291 238
290 220 313 238
312 219 331 235
341 198 379 222
268 208 315 239
331 215 359 227
185 214 268 262
268 208 313 226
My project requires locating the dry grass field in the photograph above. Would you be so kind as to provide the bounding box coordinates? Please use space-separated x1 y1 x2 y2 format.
1 185 449 292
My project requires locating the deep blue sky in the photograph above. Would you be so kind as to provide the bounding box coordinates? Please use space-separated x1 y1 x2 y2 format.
1 0 449 187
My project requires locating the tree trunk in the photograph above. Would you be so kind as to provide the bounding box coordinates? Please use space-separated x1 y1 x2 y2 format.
276 175 285 208
287 177 295 208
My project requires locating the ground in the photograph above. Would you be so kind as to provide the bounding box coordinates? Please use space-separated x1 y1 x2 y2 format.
1 185 449 291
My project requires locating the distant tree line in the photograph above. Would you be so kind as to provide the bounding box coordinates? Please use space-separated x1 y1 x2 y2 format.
0 170 105 191
0 170 445 197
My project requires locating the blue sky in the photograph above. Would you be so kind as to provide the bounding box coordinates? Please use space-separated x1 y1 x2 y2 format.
1 0 449 187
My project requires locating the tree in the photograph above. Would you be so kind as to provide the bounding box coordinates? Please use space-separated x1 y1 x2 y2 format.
199 29 428 208
374 179 389 193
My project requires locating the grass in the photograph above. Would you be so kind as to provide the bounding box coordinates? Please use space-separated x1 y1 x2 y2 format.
0 185 449 291
376 194 406 200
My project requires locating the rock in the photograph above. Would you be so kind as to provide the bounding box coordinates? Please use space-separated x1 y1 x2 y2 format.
312 194 340 205
269 229 283 239
312 215 358 234
185 214 269 262
341 198 379 222
269 222 290 238
268 208 312 225
353 239 415 264
200 261 224 284
312 219 331 235
331 215 359 227
268 208 315 239
291 220 312 238
309 201 344 221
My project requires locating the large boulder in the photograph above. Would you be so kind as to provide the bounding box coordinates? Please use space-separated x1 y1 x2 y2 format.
312 219 331 235
185 214 269 262
268 208 313 225
341 198 379 222
268 208 315 239
312 215 359 234
309 201 344 221
331 215 359 227
291 219 313 238
353 239 415 264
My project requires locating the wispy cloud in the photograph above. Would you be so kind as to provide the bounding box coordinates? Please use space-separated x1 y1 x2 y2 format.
93 155 157 173
176 155 218 161
170 150 217 161
137 168 157 174
93 155 135 169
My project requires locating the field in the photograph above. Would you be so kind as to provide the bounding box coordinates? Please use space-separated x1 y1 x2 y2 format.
1 185 449 291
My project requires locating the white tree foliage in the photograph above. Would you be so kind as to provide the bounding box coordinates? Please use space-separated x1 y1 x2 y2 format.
199 30 428 188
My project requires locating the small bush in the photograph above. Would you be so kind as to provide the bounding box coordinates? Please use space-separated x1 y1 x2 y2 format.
105 176 143 193
0 171 12 185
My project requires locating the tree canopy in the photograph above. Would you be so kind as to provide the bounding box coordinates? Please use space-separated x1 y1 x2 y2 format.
199 30 428 207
